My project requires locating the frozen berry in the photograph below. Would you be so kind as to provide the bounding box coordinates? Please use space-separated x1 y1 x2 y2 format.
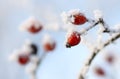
18 54 29 65
19 17 43 34
94 67 105 76
105 53 115 64
66 31 81 48
43 42 56 52
28 24 42 34
71 13 87 25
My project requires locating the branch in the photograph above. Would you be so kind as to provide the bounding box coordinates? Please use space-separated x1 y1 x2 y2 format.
29 52 47 79
99 18 120 33
78 33 120 79
79 21 99 35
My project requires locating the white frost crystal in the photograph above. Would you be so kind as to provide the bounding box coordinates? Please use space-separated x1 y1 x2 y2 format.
19 16 42 31
25 63 38 74
113 24 120 31
94 10 103 20
42 34 55 45
22 39 33 54
44 22 60 31
61 9 82 24
8 49 20 62
30 55 40 64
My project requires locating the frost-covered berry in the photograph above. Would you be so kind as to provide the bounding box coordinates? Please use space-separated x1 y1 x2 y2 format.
94 67 105 76
66 30 81 48
18 54 30 65
42 34 56 52
28 25 42 34
19 16 43 34
61 9 87 25
44 42 56 52
71 13 87 25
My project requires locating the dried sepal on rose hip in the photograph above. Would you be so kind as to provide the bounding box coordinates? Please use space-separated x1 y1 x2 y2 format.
94 66 105 77
65 30 81 48
30 44 38 55
22 39 38 55
42 34 56 52
61 9 87 25
19 16 43 34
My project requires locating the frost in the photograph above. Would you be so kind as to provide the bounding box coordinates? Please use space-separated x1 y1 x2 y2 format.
30 74 36 79
25 63 37 74
68 9 84 23
62 23 76 31
30 55 40 63
113 24 120 31
44 22 60 31
81 66 89 77
61 9 83 24
61 11 70 24
19 16 42 31
65 28 76 39
68 9 81 15
21 39 33 54
8 49 21 62
42 34 55 45
93 10 103 20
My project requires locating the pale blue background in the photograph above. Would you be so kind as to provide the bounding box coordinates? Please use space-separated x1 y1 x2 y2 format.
0 0 120 79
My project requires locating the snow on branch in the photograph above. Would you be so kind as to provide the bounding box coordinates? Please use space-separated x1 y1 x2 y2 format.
78 33 120 79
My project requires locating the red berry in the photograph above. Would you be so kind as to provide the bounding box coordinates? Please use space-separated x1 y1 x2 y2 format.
105 54 114 64
28 24 42 34
43 42 56 52
94 67 105 76
66 31 81 48
71 13 87 25
18 54 29 65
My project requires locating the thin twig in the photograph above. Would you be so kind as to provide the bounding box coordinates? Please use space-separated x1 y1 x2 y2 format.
30 52 47 79
79 33 120 79
79 21 99 35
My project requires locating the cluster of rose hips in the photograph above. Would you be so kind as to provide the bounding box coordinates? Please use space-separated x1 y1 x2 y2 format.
10 9 107 79
11 9 90 65
18 43 38 65
10 39 56 65
61 9 88 48
10 17 56 66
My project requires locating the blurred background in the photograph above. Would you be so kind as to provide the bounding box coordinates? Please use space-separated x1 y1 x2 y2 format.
1 0 120 79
